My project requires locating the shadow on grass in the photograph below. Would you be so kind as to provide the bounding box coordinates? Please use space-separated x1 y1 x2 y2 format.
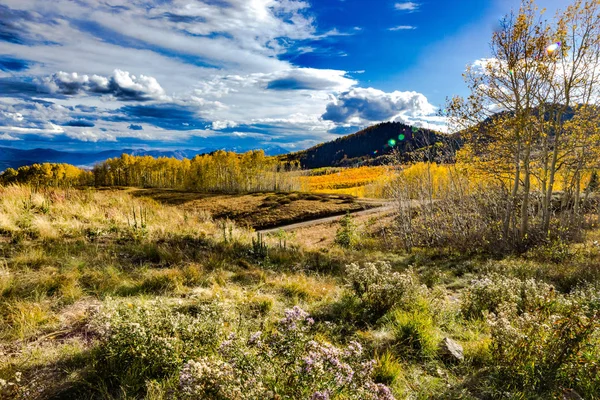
130 188 222 206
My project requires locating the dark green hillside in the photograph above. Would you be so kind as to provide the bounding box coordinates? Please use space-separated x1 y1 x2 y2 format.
281 122 461 169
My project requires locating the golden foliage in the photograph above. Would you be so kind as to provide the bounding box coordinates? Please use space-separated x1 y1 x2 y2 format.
300 166 392 198
93 151 302 193
0 163 92 187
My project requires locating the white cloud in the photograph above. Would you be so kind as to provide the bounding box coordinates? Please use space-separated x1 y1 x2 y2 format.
65 129 117 142
394 2 420 12
259 68 356 91
183 68 356 133
389 25 417 31
43 69 168 101
0 122 64 135
211 120 238 130
322 87 437 123
0 0 450 148
0 133 22 141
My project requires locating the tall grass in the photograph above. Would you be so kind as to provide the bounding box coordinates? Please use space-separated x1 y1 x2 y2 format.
0 185 215 241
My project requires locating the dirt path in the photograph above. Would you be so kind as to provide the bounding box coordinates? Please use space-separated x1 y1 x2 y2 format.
258 201 395 234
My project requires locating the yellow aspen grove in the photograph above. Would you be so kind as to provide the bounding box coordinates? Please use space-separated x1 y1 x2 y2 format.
91 151 302 193
447 0 600 246
0 163 93 187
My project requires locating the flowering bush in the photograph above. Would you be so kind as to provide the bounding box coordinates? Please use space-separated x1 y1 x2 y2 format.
487 298 600 398
462 274 556 319
344 262 426 321
92 299 224 389
178 306 395 400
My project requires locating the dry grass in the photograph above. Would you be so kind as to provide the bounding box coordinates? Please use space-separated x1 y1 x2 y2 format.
132 188 365 229
0 184 599 399
289 208 395 249
0 185 216 241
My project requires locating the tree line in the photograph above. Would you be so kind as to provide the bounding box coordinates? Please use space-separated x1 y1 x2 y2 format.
0 163 93 187
0 150 302 193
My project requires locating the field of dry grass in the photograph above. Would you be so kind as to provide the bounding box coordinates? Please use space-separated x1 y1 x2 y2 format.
1 184 599 399
131 188 373 229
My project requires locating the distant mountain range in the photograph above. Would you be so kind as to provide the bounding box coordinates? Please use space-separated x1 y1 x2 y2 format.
0 145 289 171
0 122 459 171
1 105 588 172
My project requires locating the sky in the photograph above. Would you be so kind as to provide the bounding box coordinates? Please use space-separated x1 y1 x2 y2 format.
0 0 567 153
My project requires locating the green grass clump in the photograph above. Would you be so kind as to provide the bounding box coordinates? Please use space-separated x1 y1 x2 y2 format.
373 351 404 385
387 309 440 360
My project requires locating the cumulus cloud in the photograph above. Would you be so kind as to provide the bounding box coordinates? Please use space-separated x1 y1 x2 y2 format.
0 99 71 135
0 0 450 150
211 120 238 130
43 70 168 101
322 88 436 124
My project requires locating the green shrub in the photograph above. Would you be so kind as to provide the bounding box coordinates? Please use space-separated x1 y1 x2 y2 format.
373 351 403 385
335 213 359 248
462 274 556 319
525 239 573 263
91 299 224 394
486 297 600 398
387 309 439 359
344 262 426 322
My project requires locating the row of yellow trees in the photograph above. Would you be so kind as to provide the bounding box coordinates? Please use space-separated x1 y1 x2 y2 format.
0 151 302 193
0 163 93 187
92 151 301 193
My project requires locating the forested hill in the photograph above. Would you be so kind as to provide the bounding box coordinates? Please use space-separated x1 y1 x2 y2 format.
280 122 460 169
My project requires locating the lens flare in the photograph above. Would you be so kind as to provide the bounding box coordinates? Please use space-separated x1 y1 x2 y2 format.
373 150 378 155
398 134 405 141
546 42 561 55
388 139 396 147
411 126 419 133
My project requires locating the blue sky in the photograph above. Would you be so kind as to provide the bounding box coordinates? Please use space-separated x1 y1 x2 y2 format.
0 0 566 153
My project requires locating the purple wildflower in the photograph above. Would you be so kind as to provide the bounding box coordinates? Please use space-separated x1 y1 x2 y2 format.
310 390 331 400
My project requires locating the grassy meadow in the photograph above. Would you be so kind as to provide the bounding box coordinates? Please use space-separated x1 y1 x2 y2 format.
0 182 598 400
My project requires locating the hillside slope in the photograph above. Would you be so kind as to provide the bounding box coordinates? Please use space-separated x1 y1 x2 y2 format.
281 122 460 169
